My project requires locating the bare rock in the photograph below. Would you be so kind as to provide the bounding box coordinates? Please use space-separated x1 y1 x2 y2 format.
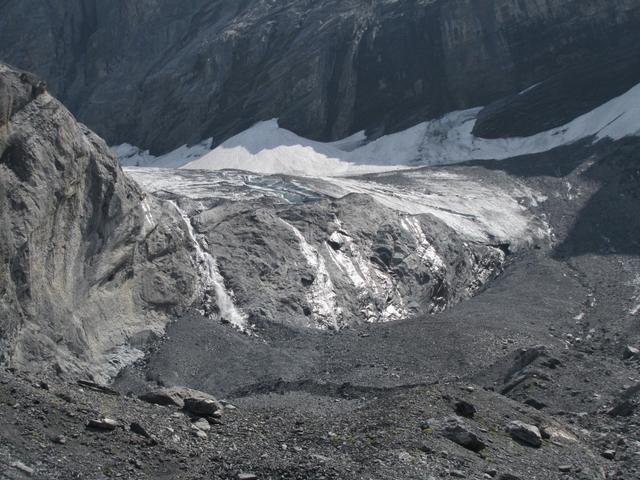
506 421 542 448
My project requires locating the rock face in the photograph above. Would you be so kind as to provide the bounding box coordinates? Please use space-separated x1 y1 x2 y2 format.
165 191 507 331
0 64 199 381
0 0 638 154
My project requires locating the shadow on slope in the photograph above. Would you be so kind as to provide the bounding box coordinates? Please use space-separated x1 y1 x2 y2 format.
553 138 640 257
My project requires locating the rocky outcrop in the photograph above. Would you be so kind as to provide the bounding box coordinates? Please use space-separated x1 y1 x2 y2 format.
164 191 507 331
0 64 199 381
0 0 638 154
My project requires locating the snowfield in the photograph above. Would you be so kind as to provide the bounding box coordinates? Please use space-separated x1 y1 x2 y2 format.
116 82 640 176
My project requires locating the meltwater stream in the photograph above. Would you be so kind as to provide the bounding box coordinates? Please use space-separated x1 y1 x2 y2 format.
169 200 248 330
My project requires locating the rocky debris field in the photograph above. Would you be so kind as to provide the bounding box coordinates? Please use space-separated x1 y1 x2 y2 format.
1 363 631 480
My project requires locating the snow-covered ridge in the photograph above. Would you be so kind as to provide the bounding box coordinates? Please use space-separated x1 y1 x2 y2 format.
116 82 640 176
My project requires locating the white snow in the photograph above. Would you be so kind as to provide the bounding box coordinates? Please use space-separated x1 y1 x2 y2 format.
279 219 342 329
169 201 248 330
118 81 640 175
307 171 549 246
115 139 213 168
181 119 402 176
125 166 549 248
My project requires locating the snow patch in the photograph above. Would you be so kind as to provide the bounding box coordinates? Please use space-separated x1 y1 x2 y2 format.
181 119 402 176
115 139 213 168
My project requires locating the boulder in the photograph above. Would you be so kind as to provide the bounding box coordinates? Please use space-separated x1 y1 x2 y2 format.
139 386 219 410
506 421 542 448
184 396 224 417
623 345 639 359
87 418 119 431
454 400 477 419
429 416 486 453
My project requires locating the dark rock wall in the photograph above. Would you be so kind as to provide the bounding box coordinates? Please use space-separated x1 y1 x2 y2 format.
1 0 638 154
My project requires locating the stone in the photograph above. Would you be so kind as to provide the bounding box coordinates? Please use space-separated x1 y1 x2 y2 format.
183 396 223 417
506 421 542 448
130 422 157 444
523 398 547 410
607 400 636 417
11 461 34 476
454 400 477 419
430 416 486 452
558 465 572 473
237 474 258 480
602 449 616 460
87 418 119 431
139 387 192 408
192 429 207 439
623 346 639 359
192 418 211 432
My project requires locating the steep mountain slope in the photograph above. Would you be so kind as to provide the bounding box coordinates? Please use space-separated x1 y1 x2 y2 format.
1 0 639 154
0 64 200 381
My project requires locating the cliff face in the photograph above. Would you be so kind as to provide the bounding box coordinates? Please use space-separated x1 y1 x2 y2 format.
1 0 638 154
0 64 199 381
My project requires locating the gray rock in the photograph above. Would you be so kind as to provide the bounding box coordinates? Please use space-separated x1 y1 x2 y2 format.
623 345 639 359
192 429 207 439
139 386 213 408
192 418 211 432
87 418 119 431
602 449 616 460
454 400 477 419
237 474 258 480
183 396 224 417
11 461 34 476
130 422 157 444
430 416 486 453
607 400 636 417
506 421 542 448
0 63 199 381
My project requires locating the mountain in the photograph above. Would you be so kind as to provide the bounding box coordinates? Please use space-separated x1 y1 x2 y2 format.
0 64 200 382
1 0 639 155
1 3 640 479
